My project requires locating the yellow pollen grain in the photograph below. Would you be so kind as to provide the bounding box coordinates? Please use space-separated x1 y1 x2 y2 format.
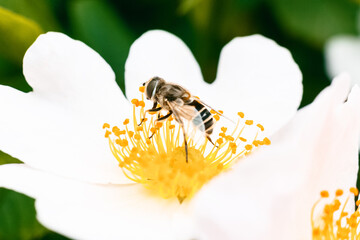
320 190 329 198
113 130 121 137
139 101 145 107
256 124 264 131
263 137 271 145
112 126 120 133
350 187 359 195
120 139 128 147
356 200 360 206
216 138 224 145
245 120 253 125
105 130 111 138
245 144 252 151
238 112 244 118
335 189 343 197
105 92 269 203
103 123 110 129
134 134 141 140
131 99 139 107
226 135 234 141
128 131 134 138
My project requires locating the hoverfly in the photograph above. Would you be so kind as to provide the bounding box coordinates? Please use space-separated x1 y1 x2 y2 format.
139 76 224 163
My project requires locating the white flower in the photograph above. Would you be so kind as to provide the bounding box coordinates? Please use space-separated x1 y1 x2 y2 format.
0 31 358 240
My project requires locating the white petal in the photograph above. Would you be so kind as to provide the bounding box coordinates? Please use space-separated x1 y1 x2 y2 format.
0 164 201 240
191 74 360 239
0 32 131 184
205 35 302 135
325 36 360 85
125 30 208 102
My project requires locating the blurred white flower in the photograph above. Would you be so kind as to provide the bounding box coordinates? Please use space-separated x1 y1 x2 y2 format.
0 31 358 240
325 10 360 85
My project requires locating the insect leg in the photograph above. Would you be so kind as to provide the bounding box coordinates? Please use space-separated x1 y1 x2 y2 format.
148 111 173 139
172 112 188 163
206 135 218 148
181 121 189 163
138 102 162 126
155 111 173 122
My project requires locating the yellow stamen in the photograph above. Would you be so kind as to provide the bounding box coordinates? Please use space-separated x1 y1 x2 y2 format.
256 123 264 131
312 188 360 239
238 112 244 118
104 90 269 203
245 120 253 125
320 190 329 198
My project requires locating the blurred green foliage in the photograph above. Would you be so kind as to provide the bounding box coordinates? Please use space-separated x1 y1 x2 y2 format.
0 0 359 239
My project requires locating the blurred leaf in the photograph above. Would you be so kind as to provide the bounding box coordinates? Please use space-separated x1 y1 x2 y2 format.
0 7 43 64
270 0 358 47
69 0 136 92
0 56 32 92
0 188 47 240
234 0 264 9
0 0 60 31
0 151 22 165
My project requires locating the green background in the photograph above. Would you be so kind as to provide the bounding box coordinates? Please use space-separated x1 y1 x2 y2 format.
0 0 358 239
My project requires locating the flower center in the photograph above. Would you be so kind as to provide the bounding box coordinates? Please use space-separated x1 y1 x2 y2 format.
104 86 270 203
312 188 360 239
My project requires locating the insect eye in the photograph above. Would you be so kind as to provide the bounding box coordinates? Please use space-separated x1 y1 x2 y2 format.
142 82 146 86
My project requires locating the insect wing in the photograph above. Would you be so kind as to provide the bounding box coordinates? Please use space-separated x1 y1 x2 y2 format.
167 101 206 140
195 98 235 124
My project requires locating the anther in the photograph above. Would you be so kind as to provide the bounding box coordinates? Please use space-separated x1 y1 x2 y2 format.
103 123 110 129
350 187 359 196
105 130 111 138
320 190 329 198
245 120 253 125
139 101 145 107
335 189 343 197
245 144 253 151
256 124 264 131
263 137 271 145
131 99 139 107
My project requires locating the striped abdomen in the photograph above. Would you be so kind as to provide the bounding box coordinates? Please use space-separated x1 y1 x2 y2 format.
188 100 214 135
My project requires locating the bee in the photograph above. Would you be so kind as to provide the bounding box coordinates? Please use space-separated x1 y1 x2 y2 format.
139 76 219 163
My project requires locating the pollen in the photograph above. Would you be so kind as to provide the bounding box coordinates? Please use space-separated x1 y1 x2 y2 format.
104 89 269 203
312 188 360 239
